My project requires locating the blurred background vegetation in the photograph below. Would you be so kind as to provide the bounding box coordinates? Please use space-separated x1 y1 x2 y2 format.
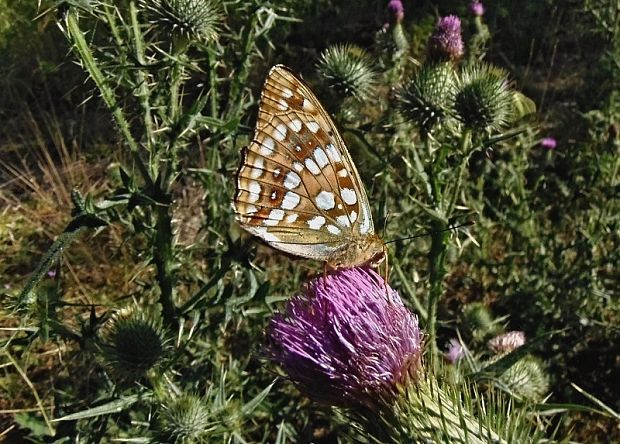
0 0 618 442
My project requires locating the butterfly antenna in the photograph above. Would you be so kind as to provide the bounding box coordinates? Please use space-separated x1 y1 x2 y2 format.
384 220 475 245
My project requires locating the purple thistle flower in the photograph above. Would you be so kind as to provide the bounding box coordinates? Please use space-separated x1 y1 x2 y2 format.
488 331 526 354
444 338 465 363
266 267 422 408
427 15 464 62
387 0 405 23
469 1 485 17
540 137 557 149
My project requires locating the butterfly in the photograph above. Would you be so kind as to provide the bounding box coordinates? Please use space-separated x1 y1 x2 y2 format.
233 65 385 269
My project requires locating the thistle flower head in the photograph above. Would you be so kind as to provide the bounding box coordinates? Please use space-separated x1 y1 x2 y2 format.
454 63 514 132
99 305 169 381
317 44 377 101
155 394 211 443
469 1 485 17
387 0 405 23
267 267 422 408
427 15 464 62
488 331 526 354
141 0 223 42
444 338 465 363
397 62 456 134
540 137 557 149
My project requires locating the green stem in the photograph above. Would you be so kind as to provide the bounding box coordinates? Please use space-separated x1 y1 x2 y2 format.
424 135 448 367
153 204 176 326
446 131 472 216
129 2 155 152
66 11 152 186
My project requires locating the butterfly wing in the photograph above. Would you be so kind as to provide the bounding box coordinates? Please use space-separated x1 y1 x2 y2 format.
234 65 375 261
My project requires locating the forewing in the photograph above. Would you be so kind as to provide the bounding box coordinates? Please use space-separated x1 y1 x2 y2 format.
234 65 375 261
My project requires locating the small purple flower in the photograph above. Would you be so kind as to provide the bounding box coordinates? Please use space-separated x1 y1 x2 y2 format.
427 15 464 62
488 331 526 354
47 270 57 278
540 137 557 149
469 1 485 17
266 267 422 408
387 0 405 23
444 338 465 363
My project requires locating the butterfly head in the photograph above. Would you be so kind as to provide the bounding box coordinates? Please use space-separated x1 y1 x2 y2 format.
328 233 385 270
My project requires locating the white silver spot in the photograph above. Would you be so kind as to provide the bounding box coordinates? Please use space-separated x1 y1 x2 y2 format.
302 98 315 112
305 158 321 175
326 144 341 162
295 145 302 152
285 213 299 223
337 204 343 210
306 121 320 133
248 181 261 203
273 168 281 178
284 171 301 189
307 215 326 230
282 88 293 98
274 123 287 142
314 147 329 169
282 191 301 210
341 188 357 205
293 162 304 172
350 210 358 223
336 215 351 227
337 168 348 177
264 209 285 226
277 99 288 110
246 205 257 214
271 191 277 200
327 225 341 235
288 119 302 133
260 138 275 156
315 191 335 210
360 206 373 234
250 157 264 179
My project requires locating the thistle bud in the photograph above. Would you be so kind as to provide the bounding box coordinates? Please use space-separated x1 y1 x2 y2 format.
317 44 377 101
397 62 456 134
499 356 550 401
454 63 514 132
462 302 501 340
154 394 211 443
141 0 223 42
98 305 169 381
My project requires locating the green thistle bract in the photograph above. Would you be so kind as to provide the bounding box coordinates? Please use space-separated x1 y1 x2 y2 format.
155 394 212 444
99 305 169 381
141 0 223 42
454 63 514 132
397 63 455 134
317 44 377 101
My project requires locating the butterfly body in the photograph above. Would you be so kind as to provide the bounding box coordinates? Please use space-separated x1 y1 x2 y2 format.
234 65 384 269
